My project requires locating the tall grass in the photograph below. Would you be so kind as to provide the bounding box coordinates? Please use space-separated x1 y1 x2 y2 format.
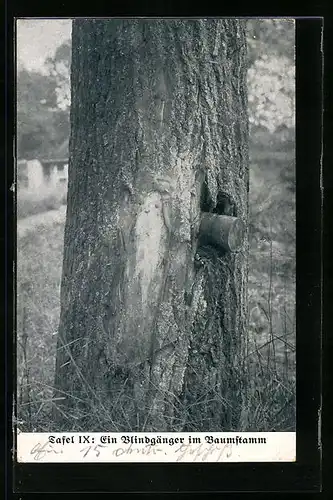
16 217 64 431
16 206 295 432
17 183 67 220
241 243 296 431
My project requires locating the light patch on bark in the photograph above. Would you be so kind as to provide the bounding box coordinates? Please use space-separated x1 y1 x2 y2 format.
134 192 166 307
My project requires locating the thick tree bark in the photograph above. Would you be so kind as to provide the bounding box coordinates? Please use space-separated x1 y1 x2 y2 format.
54 19 249 432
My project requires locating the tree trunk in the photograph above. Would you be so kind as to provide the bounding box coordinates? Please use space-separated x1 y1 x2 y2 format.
54 19 249 432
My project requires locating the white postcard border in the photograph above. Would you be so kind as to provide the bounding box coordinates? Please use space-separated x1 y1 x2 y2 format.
16 431 296 463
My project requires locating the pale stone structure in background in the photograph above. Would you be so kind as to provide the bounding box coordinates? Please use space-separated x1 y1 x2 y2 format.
17 158 68 191
26 160 44 190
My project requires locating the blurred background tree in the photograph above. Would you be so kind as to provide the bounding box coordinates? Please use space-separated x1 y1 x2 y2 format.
247 19 295 141
16 41 71 161
245 20 295 379
247 19 295 63
45 40 71 112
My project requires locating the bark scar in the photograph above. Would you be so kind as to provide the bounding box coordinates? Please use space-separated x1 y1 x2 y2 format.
161 198 172 233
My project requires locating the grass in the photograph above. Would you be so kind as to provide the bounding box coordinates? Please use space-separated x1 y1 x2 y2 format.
16 150 296 432
17 183 67 220
16 216 296 433
242 247 296 431
16 215 64 431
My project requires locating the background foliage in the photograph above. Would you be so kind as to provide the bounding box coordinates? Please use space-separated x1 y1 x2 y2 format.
16 20 295 431
17 41 71 160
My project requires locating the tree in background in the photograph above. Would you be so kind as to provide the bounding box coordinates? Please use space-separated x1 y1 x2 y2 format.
45 40 71 112
247 19 295 64
245 21 296 424
247 19 295 141
246 20 295 254
17 59 70 160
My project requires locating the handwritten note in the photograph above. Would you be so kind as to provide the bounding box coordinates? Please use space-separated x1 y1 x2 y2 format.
29 439 232 462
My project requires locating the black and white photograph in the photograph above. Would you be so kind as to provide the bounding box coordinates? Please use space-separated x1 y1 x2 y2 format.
15 18 296 443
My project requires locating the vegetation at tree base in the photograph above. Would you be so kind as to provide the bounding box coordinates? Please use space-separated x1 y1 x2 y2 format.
16 19 295 432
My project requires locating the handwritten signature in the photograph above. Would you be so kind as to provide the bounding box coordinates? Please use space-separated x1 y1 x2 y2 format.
30 441 64 461
174 442 233 462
